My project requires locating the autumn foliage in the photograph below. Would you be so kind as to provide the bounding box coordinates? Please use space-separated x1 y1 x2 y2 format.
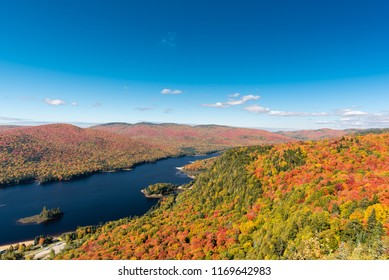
57 133 389 260
92 123 296 154
0 123 302 186
0 124 169 185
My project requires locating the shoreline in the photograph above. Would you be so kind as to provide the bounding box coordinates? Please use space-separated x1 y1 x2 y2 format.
1 152 219 249
0 233 64 252
140 189 163 198
0 151 219 189
176 166 196 179
0 239 35 251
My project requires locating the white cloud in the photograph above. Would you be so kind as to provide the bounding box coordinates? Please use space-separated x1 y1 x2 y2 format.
335 113 389 128
311 112 329 116
227 94 260 106
244 105 270 113
203 93 389 129
341 110 369 116
71 102 78 106
203 94 260 108
44 98 65 106
242 94 260 102
244 106 304 116
244 105 330 118
161 88 183 95
202 102 229 108
268 110 305 117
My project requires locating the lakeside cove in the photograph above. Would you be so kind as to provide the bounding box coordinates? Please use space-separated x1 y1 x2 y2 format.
141 183 184 198
0 153 218 246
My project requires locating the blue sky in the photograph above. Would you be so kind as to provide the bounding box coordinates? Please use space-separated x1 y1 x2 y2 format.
0 0 388 130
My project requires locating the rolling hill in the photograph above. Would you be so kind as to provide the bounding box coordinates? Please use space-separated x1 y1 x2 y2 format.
56 132 389 260
91 122 295 154
1 122 385 188
277 128 348 140
0 124 168 186
0 125 26 133
0 123 295 186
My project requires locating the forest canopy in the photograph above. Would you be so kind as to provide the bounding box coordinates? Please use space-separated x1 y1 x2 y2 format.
56 133 389 260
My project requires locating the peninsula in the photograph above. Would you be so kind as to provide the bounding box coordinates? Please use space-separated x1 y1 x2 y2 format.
141 183 179 198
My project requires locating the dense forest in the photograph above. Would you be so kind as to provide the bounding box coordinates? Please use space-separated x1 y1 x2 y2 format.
278 128 348 140
2 122 376 187
56 132 389 260
0 124 171 186
0 123 300 187
92 122 296 154
182 157 217 178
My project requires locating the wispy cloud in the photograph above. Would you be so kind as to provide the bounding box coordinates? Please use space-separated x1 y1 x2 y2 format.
268 111 305 117
160 32 176 48
339 109 369 116
244 104 330 117
161 88 183 95
0 116 27 121
93 102 102 108
134 107 153 111
202 94 260 108
244 102 389 129
316 120 332 124
44 98 65 106
332 113 389 128
244 105 270 113
202 102 229 108
227 95 260 105
204 92 387 129
23 96 81 107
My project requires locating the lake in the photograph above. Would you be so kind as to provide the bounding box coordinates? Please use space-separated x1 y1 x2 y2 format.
0 154 216 246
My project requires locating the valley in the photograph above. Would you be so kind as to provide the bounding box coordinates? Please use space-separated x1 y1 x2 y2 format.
53 132 388 260
1 123 388 260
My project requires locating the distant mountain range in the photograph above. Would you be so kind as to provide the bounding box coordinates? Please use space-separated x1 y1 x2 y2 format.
91 122 294 153
3 122 384 141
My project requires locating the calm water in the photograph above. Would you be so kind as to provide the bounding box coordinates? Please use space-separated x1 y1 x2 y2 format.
0 154 215 245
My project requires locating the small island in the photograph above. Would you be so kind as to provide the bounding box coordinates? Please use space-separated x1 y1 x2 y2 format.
141 183 179 198
18 206 64 224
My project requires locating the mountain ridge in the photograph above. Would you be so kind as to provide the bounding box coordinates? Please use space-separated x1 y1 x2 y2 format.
56 132 389 260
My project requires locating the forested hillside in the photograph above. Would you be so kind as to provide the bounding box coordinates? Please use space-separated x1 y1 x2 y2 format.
57 133 389 260
0 123 296 186
277 128 347 140
0 125 26 133
92 123 295 154
0 124 169 186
